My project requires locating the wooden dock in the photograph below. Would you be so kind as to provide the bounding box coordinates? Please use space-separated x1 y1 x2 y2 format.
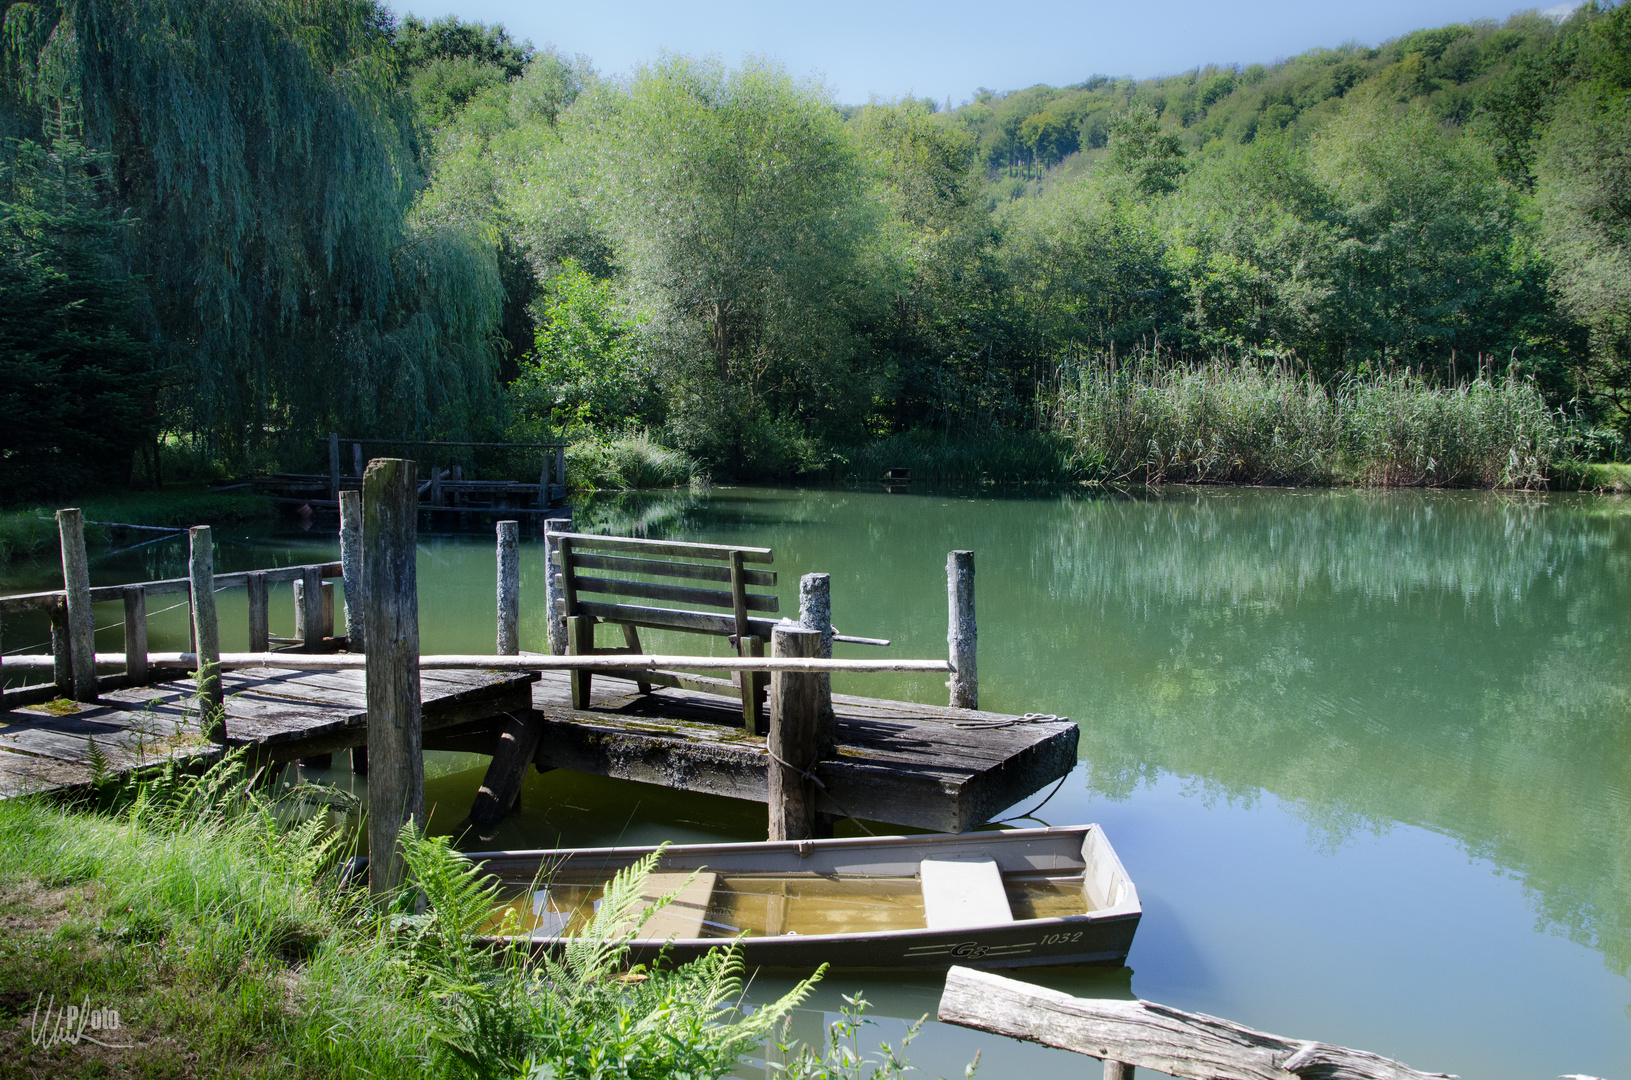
0 666 536 799
2 484 1078 845
435 673 1078 833
0 666 1076 833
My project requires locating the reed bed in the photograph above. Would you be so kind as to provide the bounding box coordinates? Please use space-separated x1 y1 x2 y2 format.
1051 360 1565 488
837 429 1089 485
566 433 698 492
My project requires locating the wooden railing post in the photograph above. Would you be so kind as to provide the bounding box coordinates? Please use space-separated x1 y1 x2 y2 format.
340 489 364 651
496 520 519 655
49 598 71 697
543 517 572 655
769 624 823 841
352 441 364 479
189 526 224 737
947 550 977 710
363 457 423 897
1102 1062 1134 1080
296 565 323 650
797 572 836 733
328 431 341 501
555 444 566 497
122 586 148 685
246 571 269 653
55 509 97 701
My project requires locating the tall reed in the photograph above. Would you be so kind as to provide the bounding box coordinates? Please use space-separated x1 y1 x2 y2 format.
1050 357 1564 488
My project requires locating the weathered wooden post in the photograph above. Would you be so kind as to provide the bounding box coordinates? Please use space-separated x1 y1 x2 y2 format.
555 444 566 498
340 490 364 651
122 586 147 684
496 520 519 655
769 624 824 841
246 572 269 653
294 567 327 649
49 599 71 697
947 550 977 710
798 573 836 729
363 458 423 896
189 526 224 739
543 517 572 655
1103 1062 1134 1080
328 431 341 501
56 509 97 701
352 442 364 479
469 519 542 832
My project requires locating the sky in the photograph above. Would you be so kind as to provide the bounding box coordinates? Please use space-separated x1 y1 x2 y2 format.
388 0 1584 106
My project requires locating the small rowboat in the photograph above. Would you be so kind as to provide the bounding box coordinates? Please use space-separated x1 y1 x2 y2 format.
469 825 1140 970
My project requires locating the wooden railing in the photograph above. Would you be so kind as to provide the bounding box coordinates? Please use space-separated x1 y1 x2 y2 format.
0 508 344 709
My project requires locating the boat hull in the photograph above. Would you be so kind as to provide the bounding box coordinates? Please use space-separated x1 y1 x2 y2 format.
466 825 1143 972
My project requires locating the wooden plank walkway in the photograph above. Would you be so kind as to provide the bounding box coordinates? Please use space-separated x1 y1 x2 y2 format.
0 666 536 799
428 672 1079 833
1 666 1075 833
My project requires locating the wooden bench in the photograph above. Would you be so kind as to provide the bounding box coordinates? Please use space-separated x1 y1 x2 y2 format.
551 532 780 731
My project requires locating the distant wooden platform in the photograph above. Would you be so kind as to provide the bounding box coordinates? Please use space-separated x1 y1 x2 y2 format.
0 666 536 799
429 673 1079 833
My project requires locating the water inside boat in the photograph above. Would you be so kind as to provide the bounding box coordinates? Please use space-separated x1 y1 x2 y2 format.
483 869 1090 939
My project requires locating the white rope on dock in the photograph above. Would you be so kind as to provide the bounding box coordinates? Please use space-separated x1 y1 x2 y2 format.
1 651 955 674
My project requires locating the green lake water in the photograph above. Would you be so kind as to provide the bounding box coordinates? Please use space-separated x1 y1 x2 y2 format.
4 485 1628 1077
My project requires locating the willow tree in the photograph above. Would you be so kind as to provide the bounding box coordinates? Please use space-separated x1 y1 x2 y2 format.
563 56 875 473
0 0 503 467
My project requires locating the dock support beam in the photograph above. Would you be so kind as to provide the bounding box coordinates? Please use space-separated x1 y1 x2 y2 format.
947 550 977 710
189 526 223 739
769 624 824 841
467 518 544 833
363 458 423 897
56 509 96 701
340 490 364 651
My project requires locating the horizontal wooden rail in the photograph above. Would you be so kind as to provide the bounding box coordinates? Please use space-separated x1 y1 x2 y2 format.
937 966 1454 1080
0 562 342 614
128 651 954 673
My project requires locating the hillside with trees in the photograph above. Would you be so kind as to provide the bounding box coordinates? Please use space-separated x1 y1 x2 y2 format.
1 0 1628 492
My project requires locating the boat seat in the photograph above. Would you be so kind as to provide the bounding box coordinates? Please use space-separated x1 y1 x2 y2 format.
627 871 719 940
919 859 1014 930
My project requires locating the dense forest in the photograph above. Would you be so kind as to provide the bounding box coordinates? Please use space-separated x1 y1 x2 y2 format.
2 0 1628 493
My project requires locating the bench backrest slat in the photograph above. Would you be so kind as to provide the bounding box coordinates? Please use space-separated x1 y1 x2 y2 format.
569 574 778 613
566 551 776 588
555 532 773 564
573 599 779 639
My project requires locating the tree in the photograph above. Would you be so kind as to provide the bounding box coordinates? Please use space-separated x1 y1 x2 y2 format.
1 0 503 464
1107 106 1188 195
1533 1 1631 426
0 134 157 499
393 14 536 133
566 56 874 472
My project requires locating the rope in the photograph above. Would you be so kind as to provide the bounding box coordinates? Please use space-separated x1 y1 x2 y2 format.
763 742 878 837
990 772 1070 827
951 711 1069 730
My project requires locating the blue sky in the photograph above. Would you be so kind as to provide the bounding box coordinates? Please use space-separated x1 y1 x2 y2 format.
388 0 1582 105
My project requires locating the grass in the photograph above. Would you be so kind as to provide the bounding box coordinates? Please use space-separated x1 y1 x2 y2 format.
0 487 274 565
1050 358 1569 488
0 756 946 1080
566 434 698 493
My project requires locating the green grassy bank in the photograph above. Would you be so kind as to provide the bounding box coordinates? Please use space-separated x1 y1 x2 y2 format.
0 488 274 566
0 759 939 1080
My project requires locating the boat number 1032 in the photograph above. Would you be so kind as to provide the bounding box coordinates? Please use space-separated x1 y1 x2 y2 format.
1037 931 1083 945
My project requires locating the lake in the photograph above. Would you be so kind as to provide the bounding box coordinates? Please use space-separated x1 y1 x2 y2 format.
5 484 1627 1078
